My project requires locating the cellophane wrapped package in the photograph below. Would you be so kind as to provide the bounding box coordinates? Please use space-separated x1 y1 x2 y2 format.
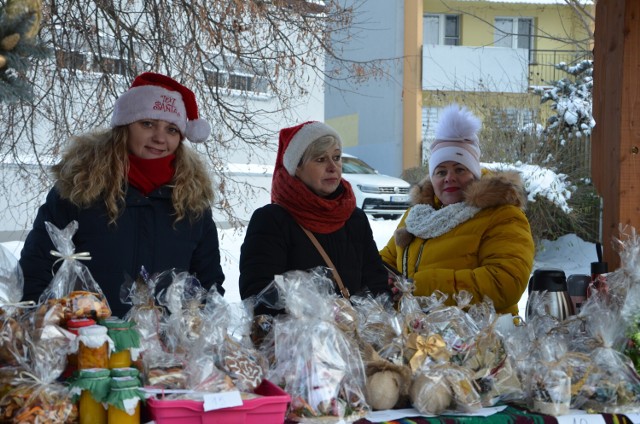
266 267 369 423
156 271 207 354
122 267 166 357
0 323 77 422
0 243 31 367
36 221 111 324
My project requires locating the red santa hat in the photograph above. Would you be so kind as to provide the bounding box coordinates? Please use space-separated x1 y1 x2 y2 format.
276 121 342 175
111 72 211 143
429 103 482 179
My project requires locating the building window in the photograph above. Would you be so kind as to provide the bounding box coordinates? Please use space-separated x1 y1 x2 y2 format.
494 17 533 50
204 67 269 95
92 55 128 76
55 49 87 71
424 14 460 46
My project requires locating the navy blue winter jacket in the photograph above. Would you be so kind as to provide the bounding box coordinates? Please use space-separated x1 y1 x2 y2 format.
239 204 390 315
20 186 225 318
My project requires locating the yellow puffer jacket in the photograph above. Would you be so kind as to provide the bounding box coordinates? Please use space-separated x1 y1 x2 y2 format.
380 170 535 315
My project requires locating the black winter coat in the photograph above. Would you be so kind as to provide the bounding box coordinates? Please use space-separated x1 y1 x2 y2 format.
239 204 390 315
20 186 225 318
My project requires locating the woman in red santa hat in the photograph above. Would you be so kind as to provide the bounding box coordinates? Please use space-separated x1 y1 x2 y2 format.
239 121 391 315
20 72 225 318
380 104 534 315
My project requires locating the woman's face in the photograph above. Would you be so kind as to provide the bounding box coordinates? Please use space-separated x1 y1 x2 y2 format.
127 119 181 159
295 145 343 197
432 161 476 205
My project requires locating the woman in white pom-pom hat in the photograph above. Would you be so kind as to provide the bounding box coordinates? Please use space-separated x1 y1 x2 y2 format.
380 104 534 315
20 72 225 318
239 121 391 315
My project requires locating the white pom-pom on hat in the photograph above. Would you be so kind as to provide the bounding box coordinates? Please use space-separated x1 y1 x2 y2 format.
429 104 482 179
111 72 211 143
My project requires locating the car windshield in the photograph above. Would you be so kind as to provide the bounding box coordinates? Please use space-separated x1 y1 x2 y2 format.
342 156 377 175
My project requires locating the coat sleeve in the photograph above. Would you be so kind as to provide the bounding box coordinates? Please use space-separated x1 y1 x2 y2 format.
412 205 534 314
353 209 391 296
239 206 291 306
19 188 76 302
379 210 409 272
189 208 225 296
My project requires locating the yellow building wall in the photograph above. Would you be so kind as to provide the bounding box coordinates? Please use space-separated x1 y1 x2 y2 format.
423 0 593 51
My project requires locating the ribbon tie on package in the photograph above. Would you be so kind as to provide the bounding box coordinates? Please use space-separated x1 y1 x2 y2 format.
407 333 451 371
50 250 92 274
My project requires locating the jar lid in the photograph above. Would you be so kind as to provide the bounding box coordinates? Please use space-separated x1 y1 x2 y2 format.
99 318 134 329
110 376 141 389
76 368 111 379
67 318 97 330
110 367 140 378
77 324 108 336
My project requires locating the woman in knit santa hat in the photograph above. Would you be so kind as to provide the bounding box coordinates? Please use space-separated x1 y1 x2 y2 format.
380 104 535 316
239 121 391 315
20 72 225 318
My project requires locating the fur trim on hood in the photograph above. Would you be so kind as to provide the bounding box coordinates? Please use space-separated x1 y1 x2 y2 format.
394 170 527 247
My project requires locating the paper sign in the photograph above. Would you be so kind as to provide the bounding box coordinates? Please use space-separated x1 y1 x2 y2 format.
556 413 606 424
203 390 243 411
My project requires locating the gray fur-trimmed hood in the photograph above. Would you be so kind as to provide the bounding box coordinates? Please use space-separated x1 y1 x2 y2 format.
394 170 528 247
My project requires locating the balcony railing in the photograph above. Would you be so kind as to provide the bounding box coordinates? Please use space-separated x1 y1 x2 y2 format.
528 49 593 87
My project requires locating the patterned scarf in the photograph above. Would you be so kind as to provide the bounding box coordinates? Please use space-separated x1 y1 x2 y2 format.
271 166 356 234
127 154 176 195
405 202 481 239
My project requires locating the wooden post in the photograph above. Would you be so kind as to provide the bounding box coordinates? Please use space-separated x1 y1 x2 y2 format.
591 0 640 270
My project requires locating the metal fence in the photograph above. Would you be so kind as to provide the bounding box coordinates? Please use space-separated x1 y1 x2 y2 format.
528 49 593 86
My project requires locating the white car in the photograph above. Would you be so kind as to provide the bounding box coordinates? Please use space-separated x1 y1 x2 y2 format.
341 153 411 220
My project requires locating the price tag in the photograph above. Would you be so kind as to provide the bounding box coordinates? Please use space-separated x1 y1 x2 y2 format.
203 390 243 411
556 413 605 424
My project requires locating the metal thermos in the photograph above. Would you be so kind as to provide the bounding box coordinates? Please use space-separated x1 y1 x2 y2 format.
567 274 590 314
525 268 575 321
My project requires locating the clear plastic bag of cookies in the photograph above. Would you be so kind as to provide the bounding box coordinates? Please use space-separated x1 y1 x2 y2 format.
38 221 111 320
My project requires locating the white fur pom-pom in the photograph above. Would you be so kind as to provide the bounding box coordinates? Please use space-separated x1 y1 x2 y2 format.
435 104 482 141
186 118 211 143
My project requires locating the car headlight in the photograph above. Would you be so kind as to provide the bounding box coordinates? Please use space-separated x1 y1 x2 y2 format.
357 185 380 194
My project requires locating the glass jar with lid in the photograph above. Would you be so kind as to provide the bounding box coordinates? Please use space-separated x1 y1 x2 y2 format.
99 318 140 369
69 368 110 424
77 325 113 370
106 376 144 424
64 318 96 377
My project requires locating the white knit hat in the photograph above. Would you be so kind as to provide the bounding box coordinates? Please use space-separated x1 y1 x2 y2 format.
428 104 482 179
111 72 211 143
279 121 342 175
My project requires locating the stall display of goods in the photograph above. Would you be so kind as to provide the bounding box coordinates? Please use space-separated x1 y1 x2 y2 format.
5 221 640 424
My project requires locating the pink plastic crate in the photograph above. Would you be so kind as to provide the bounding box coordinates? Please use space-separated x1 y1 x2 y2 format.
146 379 290 424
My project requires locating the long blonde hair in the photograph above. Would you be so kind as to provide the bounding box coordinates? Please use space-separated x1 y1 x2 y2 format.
52 127 215 224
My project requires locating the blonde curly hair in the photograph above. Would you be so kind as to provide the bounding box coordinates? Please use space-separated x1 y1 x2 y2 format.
52 126 215 224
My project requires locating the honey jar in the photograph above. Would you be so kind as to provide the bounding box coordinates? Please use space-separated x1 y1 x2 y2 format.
106 376 144 424
69 368 110 424
99 318 140 369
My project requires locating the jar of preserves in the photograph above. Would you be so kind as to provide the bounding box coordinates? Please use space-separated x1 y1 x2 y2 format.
64 318 96 378
77 325 113 370
106 376 144 424
69 368 110 424
99 318 140 369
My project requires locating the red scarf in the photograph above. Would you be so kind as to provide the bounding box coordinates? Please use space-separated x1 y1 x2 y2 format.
271 166 356 233
127 154 176 195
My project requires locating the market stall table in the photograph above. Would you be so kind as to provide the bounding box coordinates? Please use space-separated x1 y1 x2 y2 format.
353 405 640 424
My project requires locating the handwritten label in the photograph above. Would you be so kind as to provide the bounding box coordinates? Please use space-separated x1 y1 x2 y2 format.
556 413 605 424
203 391 243 411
